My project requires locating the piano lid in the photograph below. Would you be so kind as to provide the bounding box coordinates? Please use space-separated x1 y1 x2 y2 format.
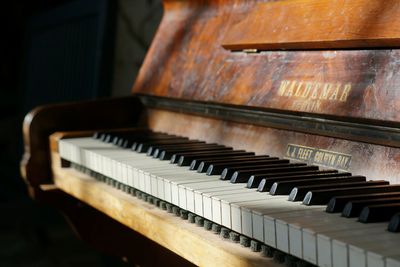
132 0 400 127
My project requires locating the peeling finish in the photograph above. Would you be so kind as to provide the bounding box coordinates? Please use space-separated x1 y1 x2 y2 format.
133 0 400 124
133 0 400 183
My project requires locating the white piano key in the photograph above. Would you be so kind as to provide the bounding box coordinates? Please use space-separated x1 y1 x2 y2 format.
194 187 244 217
204 188 247 221
231 196 288 240
368 246 400 267
348 233 400 267
332 240 348 267
318 223 389 267
179 180 223 211
316 225 385 267
178 180 222 210
387 258 400 267
60 137 400 267
170 177 213 206
255 202 324 249
220 192 267 230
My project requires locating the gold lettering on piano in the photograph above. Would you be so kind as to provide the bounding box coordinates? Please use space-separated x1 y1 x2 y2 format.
285 144 352 170
277 80 352 112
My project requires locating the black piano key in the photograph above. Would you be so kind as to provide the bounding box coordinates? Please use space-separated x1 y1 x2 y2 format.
303 184 400 205
183 151 255 168
119 133 175 148
180 155 270 170
255 170 345 191
388 213 400 232
218 162 296 179
148 141 212 155
151 143 221 157
342 197 400 218
100 129 162 139
270 174 360 195
93 131 102 139
207 159 289 176
158 146 232 160
229 164 318 182
228 163 308 182
290 180 387 202
136 139 200 153
171 150 250 166
359 203 400 223
170 149 246 164
108 129 154 144
250 170 339 189
192 155 273 172
131 135 183 150
159 144 233 159
118 132 173 144
326 192 400 213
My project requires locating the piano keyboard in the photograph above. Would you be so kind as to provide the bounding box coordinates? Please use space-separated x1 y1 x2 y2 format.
58 129 400 267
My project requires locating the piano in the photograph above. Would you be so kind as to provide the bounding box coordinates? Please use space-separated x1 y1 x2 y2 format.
20 1 400 266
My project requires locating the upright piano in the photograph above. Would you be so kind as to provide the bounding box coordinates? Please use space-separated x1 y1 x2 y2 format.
21 1 400 266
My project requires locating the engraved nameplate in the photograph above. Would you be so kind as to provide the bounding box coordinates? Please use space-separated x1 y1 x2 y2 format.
276 80 353 112
285 144 352 170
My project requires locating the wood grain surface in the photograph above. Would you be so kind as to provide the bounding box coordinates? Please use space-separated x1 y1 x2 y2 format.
145 109 400 184
133 0 400 124
223 0 400 50
21 97 143 188
50 149 281 267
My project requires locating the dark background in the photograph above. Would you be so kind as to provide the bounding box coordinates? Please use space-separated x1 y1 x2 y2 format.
0 0 162 266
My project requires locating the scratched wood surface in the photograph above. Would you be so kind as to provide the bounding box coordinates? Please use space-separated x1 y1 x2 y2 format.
222 0 400 50
133 0 400 124
146 109 400 184
50 146 281 267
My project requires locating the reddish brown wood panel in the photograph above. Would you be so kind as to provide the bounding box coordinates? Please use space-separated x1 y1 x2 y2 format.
223 0 400 50
21 97 143 188
146 109 400 184
133 0 400 124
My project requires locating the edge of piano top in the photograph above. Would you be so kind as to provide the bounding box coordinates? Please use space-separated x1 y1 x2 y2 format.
49 132 281 267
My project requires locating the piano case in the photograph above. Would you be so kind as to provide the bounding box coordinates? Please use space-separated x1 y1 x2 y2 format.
21 1 400 266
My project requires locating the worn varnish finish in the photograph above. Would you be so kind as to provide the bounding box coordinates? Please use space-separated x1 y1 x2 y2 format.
146 109 400 184
133 0 400 124
20 0 400 265
50 142 280 267
21 97 143 188
223 0 400 50
36 184 193 267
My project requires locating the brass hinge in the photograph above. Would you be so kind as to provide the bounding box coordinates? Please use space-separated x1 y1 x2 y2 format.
242 48 259 54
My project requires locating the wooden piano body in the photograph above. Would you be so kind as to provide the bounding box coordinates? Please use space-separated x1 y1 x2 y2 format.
21 1 400 266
